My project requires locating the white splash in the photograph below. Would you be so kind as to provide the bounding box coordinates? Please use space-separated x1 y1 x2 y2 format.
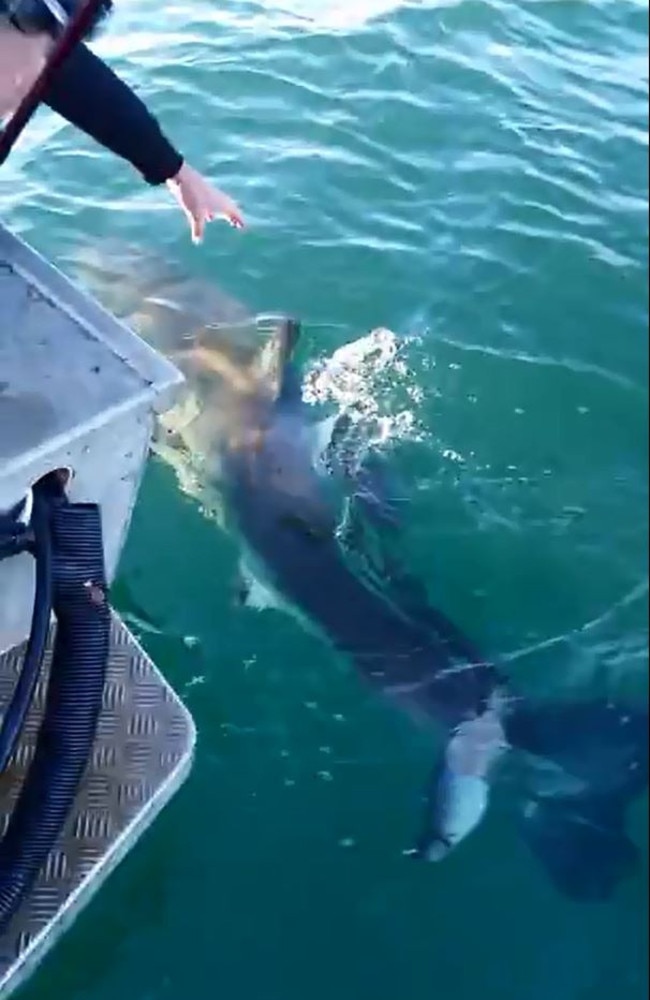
303 327 422 446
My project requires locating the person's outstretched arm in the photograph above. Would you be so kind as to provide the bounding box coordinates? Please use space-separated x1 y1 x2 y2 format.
42 42 244 239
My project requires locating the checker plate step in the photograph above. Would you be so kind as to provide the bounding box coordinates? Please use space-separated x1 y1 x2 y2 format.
0 611 196 997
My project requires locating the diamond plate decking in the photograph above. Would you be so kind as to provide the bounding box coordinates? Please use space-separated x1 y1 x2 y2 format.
0 611 196 998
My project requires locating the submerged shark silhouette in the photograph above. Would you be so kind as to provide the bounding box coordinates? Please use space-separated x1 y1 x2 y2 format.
210 318 648 901
69 245 647 901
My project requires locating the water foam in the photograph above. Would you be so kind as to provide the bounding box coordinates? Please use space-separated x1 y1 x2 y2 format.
303 326 423 447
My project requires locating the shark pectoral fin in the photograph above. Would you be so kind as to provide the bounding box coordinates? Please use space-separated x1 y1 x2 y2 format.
235 561 284 613
516 795 639 902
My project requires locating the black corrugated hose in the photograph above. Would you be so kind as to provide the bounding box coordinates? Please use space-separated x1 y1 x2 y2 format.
0 489 110 932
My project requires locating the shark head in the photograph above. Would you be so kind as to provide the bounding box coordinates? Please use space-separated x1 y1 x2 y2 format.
65 240 365 534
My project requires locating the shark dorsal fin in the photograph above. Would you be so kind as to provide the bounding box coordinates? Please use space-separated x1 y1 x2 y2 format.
255 316 303 404
275 317 302 403
276 317 301 372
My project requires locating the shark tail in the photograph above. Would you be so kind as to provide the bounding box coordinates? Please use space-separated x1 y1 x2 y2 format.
503 698 648 902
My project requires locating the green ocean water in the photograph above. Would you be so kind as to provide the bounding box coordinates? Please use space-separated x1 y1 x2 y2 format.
2 0 649 997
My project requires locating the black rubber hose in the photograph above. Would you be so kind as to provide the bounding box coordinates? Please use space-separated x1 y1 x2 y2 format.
0 501 110 932
0 490 54 773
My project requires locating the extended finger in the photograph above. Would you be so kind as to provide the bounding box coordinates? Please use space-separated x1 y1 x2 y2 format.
227 205 245 228
210 195 245 229
191 211 205 244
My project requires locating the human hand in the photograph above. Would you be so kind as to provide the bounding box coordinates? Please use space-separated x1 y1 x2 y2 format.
166 162 245 243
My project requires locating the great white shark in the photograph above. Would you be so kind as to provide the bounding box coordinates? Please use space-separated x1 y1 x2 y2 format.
69 244 648 901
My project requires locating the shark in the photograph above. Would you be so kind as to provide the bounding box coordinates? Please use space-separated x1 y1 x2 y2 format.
67 243 648 901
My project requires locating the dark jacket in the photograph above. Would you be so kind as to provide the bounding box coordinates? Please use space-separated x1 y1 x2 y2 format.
42 43 184 184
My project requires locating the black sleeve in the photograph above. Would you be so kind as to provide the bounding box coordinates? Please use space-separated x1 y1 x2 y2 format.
41 43 184 185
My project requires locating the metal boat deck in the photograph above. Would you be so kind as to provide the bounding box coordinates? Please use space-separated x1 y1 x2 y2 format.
0 613 195 998
1 223 195 996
